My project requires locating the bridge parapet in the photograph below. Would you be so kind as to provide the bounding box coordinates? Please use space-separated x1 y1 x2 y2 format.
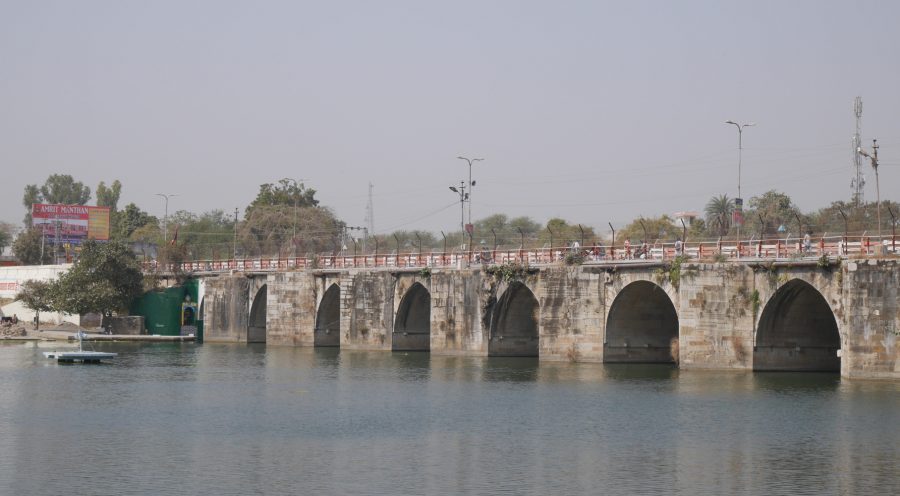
146 234 897 275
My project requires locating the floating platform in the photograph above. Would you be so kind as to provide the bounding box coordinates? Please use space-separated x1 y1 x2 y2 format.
43 350 117 363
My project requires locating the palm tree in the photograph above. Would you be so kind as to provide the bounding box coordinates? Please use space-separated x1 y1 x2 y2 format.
705 194 734 237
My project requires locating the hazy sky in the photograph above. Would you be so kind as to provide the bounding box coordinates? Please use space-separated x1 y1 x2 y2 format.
2 0 899 237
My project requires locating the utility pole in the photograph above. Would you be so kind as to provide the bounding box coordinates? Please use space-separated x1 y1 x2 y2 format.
233 207 239 260
858 139 881 242
54 214 60 265
448 181 468 247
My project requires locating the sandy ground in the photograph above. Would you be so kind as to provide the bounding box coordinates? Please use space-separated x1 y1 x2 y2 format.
0 321 103 341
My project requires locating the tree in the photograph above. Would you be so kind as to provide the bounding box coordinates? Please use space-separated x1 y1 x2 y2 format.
246 179 319 216
15 280 56 331
166 209 234 260
12 228 53 265
22 184 40 225
0 222 15 255
96 180 122 211
617 215 678 244
22 174 92 226
384 230 439 252
705 194 734 237
808 200 899 237
113 203 158 241
744 190 800 237
52 241 143 318
538 218 597 247
239 204 342 257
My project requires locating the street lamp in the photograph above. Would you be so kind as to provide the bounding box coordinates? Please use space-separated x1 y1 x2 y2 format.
155 193 178 243
858 139 881 243
449 182 468 245
457 156 483 226
725 120 755 242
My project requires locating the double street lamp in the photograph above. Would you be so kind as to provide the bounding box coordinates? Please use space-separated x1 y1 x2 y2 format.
457 156 483 227
155 193 178 243
725 120 755 241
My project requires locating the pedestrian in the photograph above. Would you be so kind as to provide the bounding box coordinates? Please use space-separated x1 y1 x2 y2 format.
674 238 683 256
803 233 811 254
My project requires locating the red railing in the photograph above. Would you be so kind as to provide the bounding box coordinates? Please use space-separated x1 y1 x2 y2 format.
142 234 898 273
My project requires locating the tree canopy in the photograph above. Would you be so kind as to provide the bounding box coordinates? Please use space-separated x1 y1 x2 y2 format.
15 280 55 330
0 222 14 255
96 180 122 211
617 215 679 244
704 194 734 237
51 241 144 316
12 228 53 265
246 179 319 217
22 174 92 225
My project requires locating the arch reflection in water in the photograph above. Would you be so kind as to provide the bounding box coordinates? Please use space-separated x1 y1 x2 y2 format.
604 281 678 364
754 279 841 372
315 284 340 347
489 282 539 357
248 284 267 343
392 282 431 352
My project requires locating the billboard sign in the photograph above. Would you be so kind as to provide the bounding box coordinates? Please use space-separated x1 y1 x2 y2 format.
31 204 110 243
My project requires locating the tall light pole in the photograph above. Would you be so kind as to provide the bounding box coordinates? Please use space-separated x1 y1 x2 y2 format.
449 181 468 246
725 120 755 241
457 156 483 227
155 193 178 243
858 139 881 242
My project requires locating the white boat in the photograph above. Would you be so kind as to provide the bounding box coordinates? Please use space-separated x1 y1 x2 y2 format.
43 331 117 363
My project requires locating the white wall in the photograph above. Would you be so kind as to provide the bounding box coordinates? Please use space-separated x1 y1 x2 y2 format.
0 264 79 325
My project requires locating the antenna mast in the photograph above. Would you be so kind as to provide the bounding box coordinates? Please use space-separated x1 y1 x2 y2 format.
851 96 865 206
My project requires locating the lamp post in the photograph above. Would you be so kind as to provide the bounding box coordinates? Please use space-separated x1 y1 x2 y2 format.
155 193 178 243
449 181 468 247
725 120 755 242
457 156 483 226
858 139 881 243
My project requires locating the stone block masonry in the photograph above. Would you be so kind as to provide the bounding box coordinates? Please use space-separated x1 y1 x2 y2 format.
197 259 900 380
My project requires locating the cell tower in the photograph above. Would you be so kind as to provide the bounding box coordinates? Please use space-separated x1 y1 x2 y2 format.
850 96 865 206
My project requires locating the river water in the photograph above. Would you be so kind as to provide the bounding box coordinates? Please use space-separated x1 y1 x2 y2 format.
0 342 898 495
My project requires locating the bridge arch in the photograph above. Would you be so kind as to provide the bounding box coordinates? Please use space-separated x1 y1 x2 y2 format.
248 284 267 343
489 282 539 357
392 282 431 352
754 279 841 372
604 280 679 363
315 284 341 347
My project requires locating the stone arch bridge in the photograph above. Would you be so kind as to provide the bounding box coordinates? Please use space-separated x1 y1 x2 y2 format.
197 259 900 379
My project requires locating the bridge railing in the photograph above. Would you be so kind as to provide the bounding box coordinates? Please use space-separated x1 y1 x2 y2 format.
142 234 897 273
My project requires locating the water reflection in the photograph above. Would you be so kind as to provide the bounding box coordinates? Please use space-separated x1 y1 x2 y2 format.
0 343 898 495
